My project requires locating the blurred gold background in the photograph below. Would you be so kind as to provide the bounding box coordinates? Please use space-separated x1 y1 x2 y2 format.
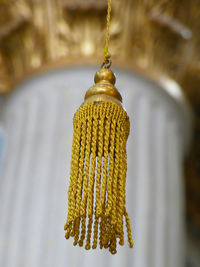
0 0 200 250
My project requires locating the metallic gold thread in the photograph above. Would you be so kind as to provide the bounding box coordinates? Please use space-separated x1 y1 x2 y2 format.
64 101 133 254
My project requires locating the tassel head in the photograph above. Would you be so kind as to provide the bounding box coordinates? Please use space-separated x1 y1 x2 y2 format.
64 68 133 254
85 68 122 103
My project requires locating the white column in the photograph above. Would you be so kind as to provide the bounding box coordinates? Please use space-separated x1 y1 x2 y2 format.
0 67 191 267
153 108 169 267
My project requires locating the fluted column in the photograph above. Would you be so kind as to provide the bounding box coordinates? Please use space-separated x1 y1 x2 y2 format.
0 67 191 267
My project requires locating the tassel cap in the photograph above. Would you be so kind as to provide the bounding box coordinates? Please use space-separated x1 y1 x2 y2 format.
85 68 122 103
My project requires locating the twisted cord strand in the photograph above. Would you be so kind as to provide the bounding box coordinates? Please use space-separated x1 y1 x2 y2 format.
103 0 112 66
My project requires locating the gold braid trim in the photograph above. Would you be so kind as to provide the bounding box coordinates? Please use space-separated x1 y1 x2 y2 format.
65 101 133 254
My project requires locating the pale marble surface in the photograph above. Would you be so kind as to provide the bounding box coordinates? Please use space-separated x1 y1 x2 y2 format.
0 66 192 267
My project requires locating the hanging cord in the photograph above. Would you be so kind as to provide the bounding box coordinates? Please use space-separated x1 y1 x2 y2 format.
102 0 112 69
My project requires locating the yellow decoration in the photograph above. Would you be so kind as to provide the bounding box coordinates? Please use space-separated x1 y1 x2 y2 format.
64 0 133 254
103 0 112 64
64 68 133 254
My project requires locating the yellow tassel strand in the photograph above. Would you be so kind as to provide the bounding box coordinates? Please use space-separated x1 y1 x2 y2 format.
64 68 133 254
103 0 112 65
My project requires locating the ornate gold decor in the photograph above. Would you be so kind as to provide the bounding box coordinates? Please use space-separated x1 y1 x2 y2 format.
63 0 107 10
0 0 200 246
0 0 199 96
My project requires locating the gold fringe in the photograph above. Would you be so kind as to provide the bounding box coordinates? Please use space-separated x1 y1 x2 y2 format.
64 101 133 254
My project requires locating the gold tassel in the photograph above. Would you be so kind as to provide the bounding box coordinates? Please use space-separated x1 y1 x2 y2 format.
64 68 133 254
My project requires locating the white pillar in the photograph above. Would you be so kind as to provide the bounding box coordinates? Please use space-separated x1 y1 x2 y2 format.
0 67 192 267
